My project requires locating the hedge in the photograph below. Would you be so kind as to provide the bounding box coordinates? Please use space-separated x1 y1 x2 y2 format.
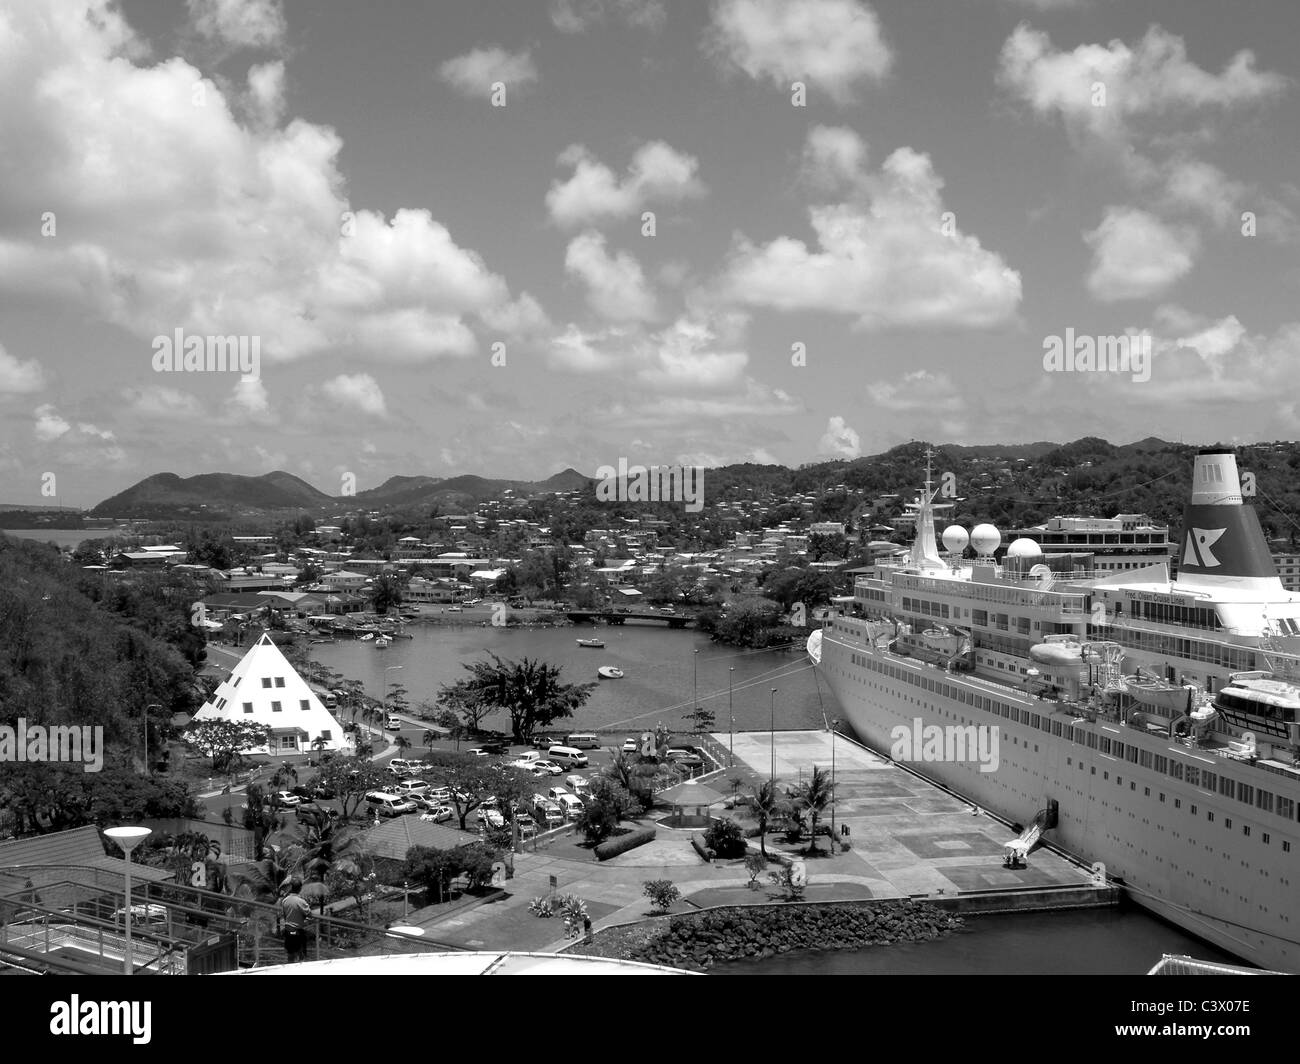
691 834 714 862
594 827 656 861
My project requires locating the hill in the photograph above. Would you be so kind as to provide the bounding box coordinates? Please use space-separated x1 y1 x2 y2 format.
91 471 334 518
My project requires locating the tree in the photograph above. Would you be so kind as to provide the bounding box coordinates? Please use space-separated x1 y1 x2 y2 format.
450 653 596 742
393 735 412 756
186 720 272 773
315 756 389 821
789 765 835 853
371 572 402 614
422 752 533 831
435 680 494 735
642 880 680 913
749 778 782 858
703 817 746 859
576 777 633 844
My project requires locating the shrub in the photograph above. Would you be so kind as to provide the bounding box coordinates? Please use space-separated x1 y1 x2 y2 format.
744 852 766 888
704 818 747 859
528 895 556 917
839 839 852 853
577 777 633 844
642 880 680 913
691 834 713 862
594 827 656 861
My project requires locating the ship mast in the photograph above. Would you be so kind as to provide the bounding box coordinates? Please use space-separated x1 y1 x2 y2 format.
906 447 947 572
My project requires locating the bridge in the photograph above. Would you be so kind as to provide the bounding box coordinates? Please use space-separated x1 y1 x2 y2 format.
566 610 695 628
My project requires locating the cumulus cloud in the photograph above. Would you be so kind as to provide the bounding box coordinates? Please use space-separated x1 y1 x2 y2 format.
188 0 286 50
706 0 892 105
564 232 658 322
0 6 545 371
1084 207 1198 301
321 373 388 417
819 416 861 458
0 342 45 394
997 24 1286 143
549 0 666 33
720 129 1021 328
546 141 706 228
33 404 71 442
438 46 538 97
799 124 870 196
121 385 206 419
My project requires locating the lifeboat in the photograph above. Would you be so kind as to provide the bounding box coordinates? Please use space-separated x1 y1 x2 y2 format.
1029 635 1084 666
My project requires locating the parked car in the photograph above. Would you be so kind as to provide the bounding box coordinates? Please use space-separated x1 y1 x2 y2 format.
419 804 453 823
477 740 510 755
476 807 505 828
273 790 303 807
622 738 639 753
465 748 492 758
396 780 431 796
531 760 563 777
667 752 705 768
365 791 417 817
385 716 402 730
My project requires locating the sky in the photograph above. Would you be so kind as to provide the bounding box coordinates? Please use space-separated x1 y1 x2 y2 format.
1 0 1299 506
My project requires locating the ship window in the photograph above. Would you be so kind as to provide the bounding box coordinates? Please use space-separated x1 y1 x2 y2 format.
243 702 253 714
1244 825 1251 837
1278 797 1295 820
271 701 282 713
1225 818 1232 829
1238 782 1254 805
1052 721 1062 736
1099 738 1111 755
1203 771 1216 791
1126 746 1139 764
1219 776 1235 798
1285 841 1291 852
1140 750 1152 768
1185 766 1200 786
1154 755 1168 774
1113 742 1124 759
300 700 309 712
233 676 241 687
1257 790 1273 814
1159 793 1165 802
1171 763 1183 781
1032 714 1042 729
1263 832 1269 843
1207 811 1214 822
1087 733 1098 749
1191 804 1197 815
262 677 272 688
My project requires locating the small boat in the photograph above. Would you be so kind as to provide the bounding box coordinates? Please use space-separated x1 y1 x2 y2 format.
597 666 624 679
359 633 374 642
374 635 391 649
1028 634 1083 666
576 638 605 648
1124 675 1200 713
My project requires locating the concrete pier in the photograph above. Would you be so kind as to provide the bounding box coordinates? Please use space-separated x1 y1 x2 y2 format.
723 729 1113 909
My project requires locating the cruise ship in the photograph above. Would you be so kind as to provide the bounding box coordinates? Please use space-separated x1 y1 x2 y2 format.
810 448 1300 970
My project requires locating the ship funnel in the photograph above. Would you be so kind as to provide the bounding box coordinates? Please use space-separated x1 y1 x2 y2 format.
1177 448 1281 592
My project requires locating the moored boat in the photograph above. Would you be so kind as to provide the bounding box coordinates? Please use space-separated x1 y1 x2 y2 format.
597 666 624 678
576 638 605 648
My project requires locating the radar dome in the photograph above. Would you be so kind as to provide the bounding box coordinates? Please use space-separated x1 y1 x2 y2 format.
1007 537 1042 559
970 523 1001 557
941 525 969 553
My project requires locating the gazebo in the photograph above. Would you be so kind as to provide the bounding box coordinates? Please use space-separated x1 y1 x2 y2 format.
656 780 728 829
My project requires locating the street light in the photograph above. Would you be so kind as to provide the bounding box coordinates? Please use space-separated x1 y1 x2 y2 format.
830 719 840 844
728 667 735 769
384 665 403 728
693 649 699 717
769 688 777 783
104 826 151 975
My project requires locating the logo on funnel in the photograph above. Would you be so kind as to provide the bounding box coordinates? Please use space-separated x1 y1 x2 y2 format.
1183 527 1226 568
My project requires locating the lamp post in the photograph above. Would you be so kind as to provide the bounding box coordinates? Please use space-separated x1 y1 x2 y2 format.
728 667 735 769
830 718 840 844
104 826 151 975
769 688 777 783
693 649 699 719
384 665 403 731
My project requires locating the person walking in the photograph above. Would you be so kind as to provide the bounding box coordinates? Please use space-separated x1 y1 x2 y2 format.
278 878 313 963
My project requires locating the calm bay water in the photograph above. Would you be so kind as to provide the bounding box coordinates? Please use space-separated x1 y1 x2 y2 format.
709 908 1247 975
308 618 829 736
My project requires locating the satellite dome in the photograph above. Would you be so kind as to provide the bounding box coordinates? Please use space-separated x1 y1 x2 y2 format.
1007 537 1042 559
970 524 1001 556
941 525 969 553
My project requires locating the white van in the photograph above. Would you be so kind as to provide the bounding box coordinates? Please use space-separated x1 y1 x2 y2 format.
565 774 591 795
555 793 584 820
365 791 416 817
547 745 588 769
564 733 600 749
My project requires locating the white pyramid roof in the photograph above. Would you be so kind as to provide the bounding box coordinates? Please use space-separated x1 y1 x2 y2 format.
193 634 347 753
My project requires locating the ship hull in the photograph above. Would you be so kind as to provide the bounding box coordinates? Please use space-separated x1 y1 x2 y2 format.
817 625 1300 972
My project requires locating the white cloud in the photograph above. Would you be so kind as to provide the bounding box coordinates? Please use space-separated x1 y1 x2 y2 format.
225 378 271 421
800 124 870 196
321 373 388 417
33 404 71 442
998 24 1286 142
188 0 286 50
1084 207 1198 301
868 370 965 413
545 141 706 228
0 6 545 371
438 46 538 97
707 0 893 106
819 416 861 458
564 231 658 322
549 0 666 33
0 342 45 394
720 133 1022 328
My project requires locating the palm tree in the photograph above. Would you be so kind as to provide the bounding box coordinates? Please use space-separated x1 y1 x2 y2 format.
393 735 412 756
422 729 440 753
790 765 835 853
750 778 782 858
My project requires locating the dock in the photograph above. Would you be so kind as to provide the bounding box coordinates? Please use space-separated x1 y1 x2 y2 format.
722 729 1116 912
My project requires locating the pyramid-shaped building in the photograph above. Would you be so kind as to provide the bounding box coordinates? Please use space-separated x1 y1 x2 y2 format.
193 634 347 754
